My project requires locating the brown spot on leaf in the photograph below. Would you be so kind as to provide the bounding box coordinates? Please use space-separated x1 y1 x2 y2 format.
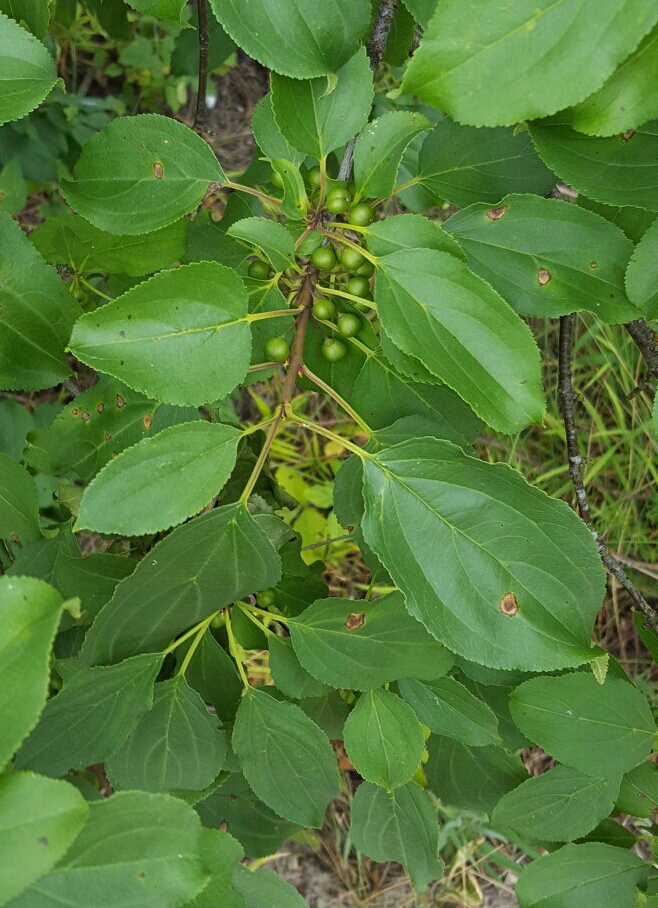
537 268 551 286
142 414 152 429
153 161 164 179
485 205 507 221
621 129 635 142
81 411 90 422
104 432 111 441
589 262 598 269
119 330 126 338
38 837 49 846
138 872 146 880
97 403 104 413
116 395 125 408
345 612 365 630
219 821 228 831
10 534 19 543
71 408 79 416
499 592 519 616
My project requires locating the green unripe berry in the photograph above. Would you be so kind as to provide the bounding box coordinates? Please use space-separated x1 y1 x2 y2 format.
356 260 376 278
346 275 372 299
270 168 284 189
307 166 322 188
248 260 271 280
257 589 277 608
312 299 336 321
349 203 374 226
321 337 348 362
311 246 337 271
264 336 290 363
337 313 361 338
340 247 366 271
326 188 352 214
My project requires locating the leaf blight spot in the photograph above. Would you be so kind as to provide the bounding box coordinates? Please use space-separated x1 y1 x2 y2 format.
345 612 365 630
499 592 519 616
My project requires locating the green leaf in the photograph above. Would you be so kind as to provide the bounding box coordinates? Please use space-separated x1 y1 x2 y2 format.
300 693 349 740
515 842 647 908
570 25 658 136
577 195 656 243
0 158 27 214
208 0 370 79
75 422 240 536
398 677 499 747
638 776 658 841
251 95 305 166
15 653 162 776
352 352 483 437
375 248 545 432
492 765 620 842
233 865 307 908
401 0 658 127
350 781 443 891
268 636 331 700
106 676 227 792
0 11 58 125
68 262 251 407
0 773 89 908
180 632 243 723
360 438 604 670
232 688 339 827
8 791 210 908
402 0 436 28
343 689 424 790
197 774 298 858
444 194 638 321
0 0 51 39
183 828 244 908
270 160 308 220
288 592 454 690
30 214 188 277
0 452 40 543
81 503 281 665
62 114 225 234
529 118 658 211
24 377 199 483
362 213 465 260
0 211 80 390
0 577 64 771
271 47 373 159
417 118 555 208
615 761 658 818
354 112 430 201
509 672 657 777
125 0 185 21
425 737 527 813
227 217 296 272
626 215 658 318
8 529 135 620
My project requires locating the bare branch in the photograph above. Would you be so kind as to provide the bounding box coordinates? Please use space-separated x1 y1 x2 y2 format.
625 318 658 397
558 314 658 634
193 0 210 134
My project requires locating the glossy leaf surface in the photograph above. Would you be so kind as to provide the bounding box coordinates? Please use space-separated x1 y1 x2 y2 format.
232 689 339 828
76 422 240 536
81 503 281 665
360 438 604 670
69 262 251 407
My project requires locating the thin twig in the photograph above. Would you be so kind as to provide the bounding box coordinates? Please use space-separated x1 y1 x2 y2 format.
366 0 399 66
625 318 658 398
193 0 209 134
558 314 658 633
